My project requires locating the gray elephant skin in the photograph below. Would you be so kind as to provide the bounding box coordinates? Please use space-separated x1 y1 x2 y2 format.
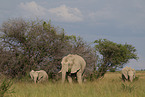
122 66 135 82
30 70 48 83
59 54 86 84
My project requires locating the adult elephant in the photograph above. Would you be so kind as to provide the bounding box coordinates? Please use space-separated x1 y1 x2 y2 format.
30 70 48 84
59 54 86 84
122 66 136 82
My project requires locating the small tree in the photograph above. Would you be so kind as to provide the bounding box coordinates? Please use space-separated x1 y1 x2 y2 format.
94 39 138 78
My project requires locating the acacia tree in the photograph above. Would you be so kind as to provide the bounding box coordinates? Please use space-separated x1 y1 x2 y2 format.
0 18 96 79
94 39 138 78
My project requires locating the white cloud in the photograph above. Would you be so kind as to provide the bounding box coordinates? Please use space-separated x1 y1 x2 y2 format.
48 5 83 22
19 1 47 17
19 2 83 22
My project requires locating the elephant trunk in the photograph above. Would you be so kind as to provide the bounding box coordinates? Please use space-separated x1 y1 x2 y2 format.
33 75 38 84
128 71 134 82
129 76 133 82
34 77 37 84
61 71 66 83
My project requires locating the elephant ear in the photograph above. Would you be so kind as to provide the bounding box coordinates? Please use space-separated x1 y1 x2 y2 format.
122 67 128 79
71 59 81 73
32 71 39 78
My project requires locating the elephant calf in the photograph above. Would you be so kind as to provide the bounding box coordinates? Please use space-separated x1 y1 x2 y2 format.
122 66 135 82
30 70 48 84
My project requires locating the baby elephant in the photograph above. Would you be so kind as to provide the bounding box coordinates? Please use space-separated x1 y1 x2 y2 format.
30 70 48 83
122 66 135 82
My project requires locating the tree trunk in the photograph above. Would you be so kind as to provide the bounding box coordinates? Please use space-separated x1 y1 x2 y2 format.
96 64 107 79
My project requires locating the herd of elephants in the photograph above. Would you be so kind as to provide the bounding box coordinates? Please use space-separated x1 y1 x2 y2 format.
30 54 136 84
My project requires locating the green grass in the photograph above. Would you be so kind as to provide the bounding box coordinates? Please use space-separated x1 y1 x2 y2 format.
4 71 145 97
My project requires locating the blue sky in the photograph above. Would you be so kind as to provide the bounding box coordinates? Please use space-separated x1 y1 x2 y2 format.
0 0 145 70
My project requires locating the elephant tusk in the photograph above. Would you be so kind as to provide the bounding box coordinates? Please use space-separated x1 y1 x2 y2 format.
58 70 62 73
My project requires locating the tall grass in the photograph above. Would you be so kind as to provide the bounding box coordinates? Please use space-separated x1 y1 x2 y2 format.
0 79 14 97
4 71 145 97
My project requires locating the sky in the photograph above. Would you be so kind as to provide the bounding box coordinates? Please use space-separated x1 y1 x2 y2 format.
0 0 145 70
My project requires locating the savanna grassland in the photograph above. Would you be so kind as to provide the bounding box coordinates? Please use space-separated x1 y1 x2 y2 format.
4 71 145 97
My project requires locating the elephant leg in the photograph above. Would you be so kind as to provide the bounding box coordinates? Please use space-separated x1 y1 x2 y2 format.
38 78 43 83
122 74 126 82
62 71 66 83
37 76 42 83
68 75 72 84
77 71 82 84
38 76 42 80
34 76 37 84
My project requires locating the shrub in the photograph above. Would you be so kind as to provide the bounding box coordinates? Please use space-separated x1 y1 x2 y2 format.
0 79 14 97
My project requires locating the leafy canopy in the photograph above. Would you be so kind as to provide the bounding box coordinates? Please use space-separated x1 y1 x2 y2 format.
94 39 138 78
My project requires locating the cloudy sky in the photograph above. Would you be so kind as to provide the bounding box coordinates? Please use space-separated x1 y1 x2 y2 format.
0 0 145 70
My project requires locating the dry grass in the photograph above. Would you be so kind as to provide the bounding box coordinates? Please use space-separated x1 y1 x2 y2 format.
4 71 145 97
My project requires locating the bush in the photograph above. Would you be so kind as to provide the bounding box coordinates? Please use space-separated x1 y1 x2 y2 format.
0 79 14 97
0 18 96 79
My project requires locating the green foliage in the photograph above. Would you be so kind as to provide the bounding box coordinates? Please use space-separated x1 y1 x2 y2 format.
94 39 138 66
109 67 116 72
140 69 145 71
94 39 138 78
0 79 14 97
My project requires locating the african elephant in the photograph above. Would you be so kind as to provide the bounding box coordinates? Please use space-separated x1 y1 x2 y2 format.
30 70 48 84
122 66 135 82
59 54 86 84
